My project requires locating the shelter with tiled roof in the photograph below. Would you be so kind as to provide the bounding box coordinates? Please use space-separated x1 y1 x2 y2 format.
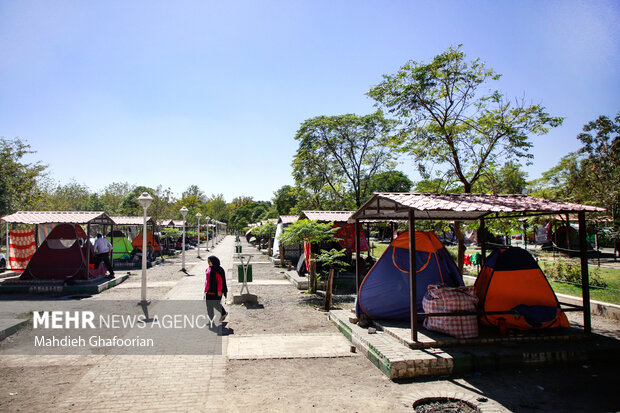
350 192 605 341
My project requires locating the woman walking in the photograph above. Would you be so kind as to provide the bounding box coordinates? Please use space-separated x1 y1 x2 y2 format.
205 255 228 326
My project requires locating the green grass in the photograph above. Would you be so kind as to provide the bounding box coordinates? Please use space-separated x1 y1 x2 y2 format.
369 242 390 258
539 260 620 304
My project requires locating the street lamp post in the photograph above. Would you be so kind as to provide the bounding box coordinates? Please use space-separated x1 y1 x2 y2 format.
211 219 216 249
180 206 188 272
204 216 211 251
196 212 202 259
137 192 153 305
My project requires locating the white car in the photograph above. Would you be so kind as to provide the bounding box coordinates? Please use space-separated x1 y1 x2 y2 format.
0 253 6 273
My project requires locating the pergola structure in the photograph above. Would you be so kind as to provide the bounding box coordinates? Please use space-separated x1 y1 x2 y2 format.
298 210 355 222
349 193 605 341
1 211 116 271
110 216 156 239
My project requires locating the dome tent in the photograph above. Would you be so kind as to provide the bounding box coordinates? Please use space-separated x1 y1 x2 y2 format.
357 231 464 320
474 247 569 331
20 223 106 281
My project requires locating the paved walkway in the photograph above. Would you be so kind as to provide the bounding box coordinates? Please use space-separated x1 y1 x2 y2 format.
55 237 235 412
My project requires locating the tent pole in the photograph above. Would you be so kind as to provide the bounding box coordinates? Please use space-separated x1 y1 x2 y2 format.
355 219 361 295
409 209 417 342
578 211 591 334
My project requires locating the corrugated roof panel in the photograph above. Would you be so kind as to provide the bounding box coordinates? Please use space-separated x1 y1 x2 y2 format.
350 193 605 221
1 211 114 225
300 211 355 222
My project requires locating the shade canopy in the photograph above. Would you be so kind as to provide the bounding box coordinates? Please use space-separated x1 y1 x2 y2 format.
111 216 155 226
349 193 605 222
299 210 355 223
1 211 115 226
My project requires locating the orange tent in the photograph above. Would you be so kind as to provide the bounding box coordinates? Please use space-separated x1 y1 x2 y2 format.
474 247 569 331
131 230 161 252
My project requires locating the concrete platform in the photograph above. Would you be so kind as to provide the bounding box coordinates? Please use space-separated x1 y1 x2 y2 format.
232 293 258 305
0 274 129 295
283 270 308 290
0 318 29 341
329 309 620 380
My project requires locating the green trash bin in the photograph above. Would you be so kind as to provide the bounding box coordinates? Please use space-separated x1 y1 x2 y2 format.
235 245 242 253
237 264 252 282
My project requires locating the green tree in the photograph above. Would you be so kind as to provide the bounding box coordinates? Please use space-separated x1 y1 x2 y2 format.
366 170 413 193
43 182 92 211
229 201 271 230
0 137 47 216
292 111 403 208
368 45 563 271
529 153 587 203
120 186 158 216
100 182 135 215
272 185 300 215
474 161 528 194
205 193 229 222
279 219 338 293
577 112 619 251
313 248 349 310
182 185 207 203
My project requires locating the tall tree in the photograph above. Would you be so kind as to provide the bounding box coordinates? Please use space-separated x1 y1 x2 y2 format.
0 137 47 216
368 45 563 271
272 185 300 215
292 111 403 208
577 112 619 253
474 161 528 195
205 193 229 222
367 170 413 193
100 182 135 215
182 185 207 203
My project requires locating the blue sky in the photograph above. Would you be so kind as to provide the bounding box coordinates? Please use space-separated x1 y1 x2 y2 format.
1 1 619 203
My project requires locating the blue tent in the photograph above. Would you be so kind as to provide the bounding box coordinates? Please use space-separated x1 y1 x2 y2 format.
357 231 464 320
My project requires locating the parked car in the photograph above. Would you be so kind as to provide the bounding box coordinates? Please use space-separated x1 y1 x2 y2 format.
0 253 6 273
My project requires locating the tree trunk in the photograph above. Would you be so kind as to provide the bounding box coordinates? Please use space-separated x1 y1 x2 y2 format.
453 221 466 274
309 253 317 294
323 268 335 311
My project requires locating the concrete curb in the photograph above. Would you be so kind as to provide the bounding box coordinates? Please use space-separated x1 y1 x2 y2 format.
284 270 308 290
0 274 129 295
0 319 29 341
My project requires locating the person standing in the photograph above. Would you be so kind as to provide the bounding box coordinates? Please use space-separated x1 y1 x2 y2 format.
94 233 114 278
205 255 228 326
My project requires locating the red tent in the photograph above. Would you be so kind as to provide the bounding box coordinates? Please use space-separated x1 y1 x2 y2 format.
20 223 106 281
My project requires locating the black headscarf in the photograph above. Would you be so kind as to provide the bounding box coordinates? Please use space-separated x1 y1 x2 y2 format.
208 255 227 297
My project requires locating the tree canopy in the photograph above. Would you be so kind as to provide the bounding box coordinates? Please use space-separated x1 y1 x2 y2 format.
368 45 563 193
292 111 403 208
0 137 47 216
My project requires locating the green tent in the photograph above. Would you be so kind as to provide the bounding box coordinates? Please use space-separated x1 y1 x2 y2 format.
106 230 133 260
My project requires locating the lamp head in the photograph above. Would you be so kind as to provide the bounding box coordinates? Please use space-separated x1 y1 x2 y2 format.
180 206 189 218
137 192 153 209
